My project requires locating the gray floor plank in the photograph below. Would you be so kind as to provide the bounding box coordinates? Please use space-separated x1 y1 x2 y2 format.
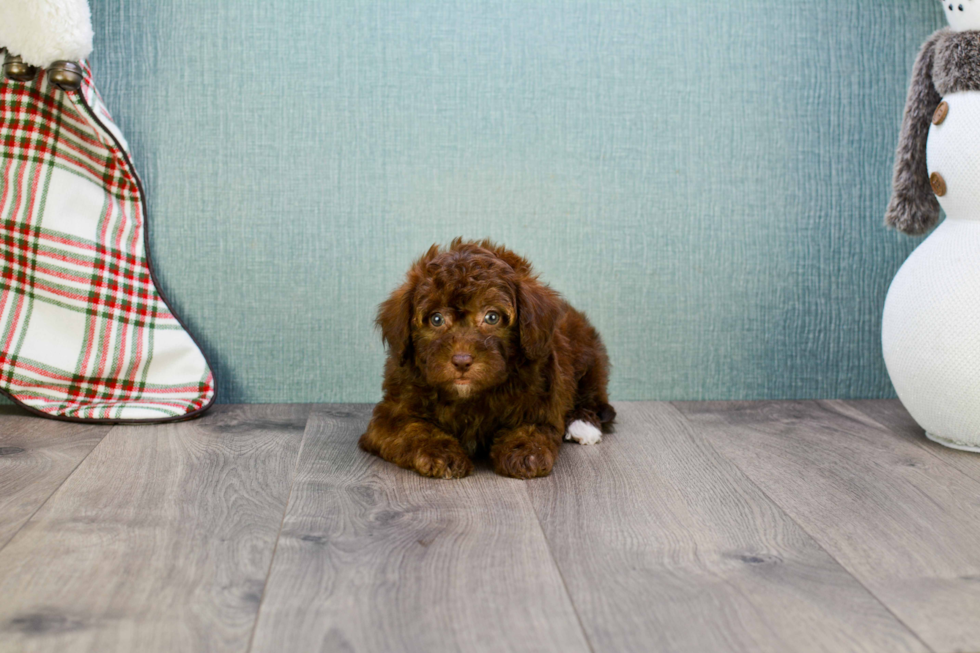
526 402 928 653
249 404 591 653
848 399 980 485
676 400 980 653
0 404 309 653
0 407 110 551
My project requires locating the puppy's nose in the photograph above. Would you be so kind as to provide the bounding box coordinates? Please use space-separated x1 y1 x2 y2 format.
452 353 474 371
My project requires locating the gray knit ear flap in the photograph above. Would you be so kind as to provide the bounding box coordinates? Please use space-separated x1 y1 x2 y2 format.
885 30 943 235
0 0 93 68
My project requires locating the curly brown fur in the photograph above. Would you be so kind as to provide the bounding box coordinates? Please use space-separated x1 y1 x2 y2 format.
359 238 615 479
886 28 980 235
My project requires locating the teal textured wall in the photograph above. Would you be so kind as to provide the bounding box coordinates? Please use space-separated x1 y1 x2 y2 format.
87 0 941 403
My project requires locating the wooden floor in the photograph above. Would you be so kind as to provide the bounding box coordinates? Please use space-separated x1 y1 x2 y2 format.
1 401 979 653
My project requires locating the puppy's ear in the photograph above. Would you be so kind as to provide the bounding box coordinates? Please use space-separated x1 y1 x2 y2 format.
517 278 563 360
377 245 440 364
377 280 415 364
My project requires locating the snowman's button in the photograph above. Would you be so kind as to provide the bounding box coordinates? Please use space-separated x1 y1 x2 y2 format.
930 172 947 197
933 101 949 125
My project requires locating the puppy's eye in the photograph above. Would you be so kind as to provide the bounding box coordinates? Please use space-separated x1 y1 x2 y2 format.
429 312 445 327
484 310 501 325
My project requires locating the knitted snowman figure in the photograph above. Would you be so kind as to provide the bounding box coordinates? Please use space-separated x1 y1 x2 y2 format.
0 0 216 422
883 1 980 450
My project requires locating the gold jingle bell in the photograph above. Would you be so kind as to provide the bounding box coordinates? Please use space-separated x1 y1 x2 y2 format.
48 60 83 91
3 51 39 83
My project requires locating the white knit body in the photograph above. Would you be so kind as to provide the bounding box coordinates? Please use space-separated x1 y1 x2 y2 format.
883 90 980 451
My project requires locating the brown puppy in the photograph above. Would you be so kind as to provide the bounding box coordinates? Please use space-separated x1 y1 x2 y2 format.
359 238 615 479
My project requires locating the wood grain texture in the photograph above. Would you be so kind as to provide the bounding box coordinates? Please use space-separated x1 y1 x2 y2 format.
849 399 980 485
0 404 309 653
249 404 590 653
676 400 980 653
0 407 110 551
526 402 927 653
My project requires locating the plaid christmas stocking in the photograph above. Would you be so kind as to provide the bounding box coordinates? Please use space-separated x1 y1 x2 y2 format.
0 44 215 421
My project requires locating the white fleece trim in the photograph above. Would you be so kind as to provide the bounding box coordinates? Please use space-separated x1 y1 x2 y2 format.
0 0 93 68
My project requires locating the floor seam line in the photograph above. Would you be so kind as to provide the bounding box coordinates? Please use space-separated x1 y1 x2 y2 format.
522 481 597 653
668 400 939 653
0 424 113 554
843 399 980 487
245 405 314 653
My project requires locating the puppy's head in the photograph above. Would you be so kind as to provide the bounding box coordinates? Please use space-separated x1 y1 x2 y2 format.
377 238 562 400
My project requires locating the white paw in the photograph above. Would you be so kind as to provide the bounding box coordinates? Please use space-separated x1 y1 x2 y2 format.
565 420 602 445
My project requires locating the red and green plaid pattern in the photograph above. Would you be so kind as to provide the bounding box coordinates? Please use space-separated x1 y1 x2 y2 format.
0 63 214 421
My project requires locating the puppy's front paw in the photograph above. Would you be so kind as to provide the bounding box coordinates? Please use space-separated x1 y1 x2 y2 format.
564 419 602 445
492 438 555 479
412 439 474 479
